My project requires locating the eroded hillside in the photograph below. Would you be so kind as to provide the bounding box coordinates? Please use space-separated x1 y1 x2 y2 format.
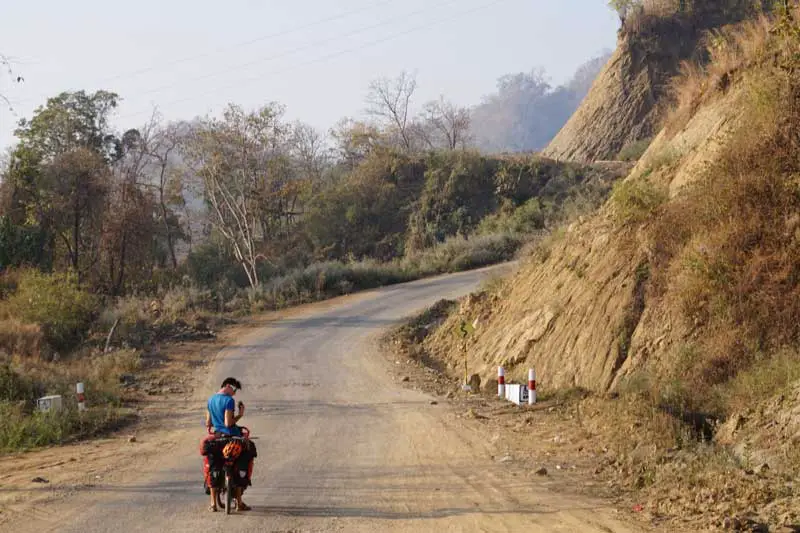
410 7 800 528
542 1 755 163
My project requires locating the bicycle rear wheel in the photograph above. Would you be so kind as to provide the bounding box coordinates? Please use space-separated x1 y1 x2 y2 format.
225 472 233 515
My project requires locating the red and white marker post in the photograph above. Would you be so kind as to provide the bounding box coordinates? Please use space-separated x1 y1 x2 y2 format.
77 382 86 411
498 367 505 398
528 368 536 405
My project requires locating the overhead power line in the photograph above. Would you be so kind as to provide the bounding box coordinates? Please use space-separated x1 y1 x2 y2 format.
10 0 398 105
120 0 464 102
116 0 516 123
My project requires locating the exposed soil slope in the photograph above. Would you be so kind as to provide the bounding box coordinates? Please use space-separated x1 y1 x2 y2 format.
542 4 751 163
424 80 746 392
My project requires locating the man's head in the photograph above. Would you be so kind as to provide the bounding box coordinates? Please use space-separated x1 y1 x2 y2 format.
220 377 242 395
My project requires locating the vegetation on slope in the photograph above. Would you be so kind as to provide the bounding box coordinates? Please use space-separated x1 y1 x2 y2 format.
413 4 800 529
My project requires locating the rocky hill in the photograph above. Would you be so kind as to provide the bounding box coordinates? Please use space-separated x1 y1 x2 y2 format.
542 1 755 163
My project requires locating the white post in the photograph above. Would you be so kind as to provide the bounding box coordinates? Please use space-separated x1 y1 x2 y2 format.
528 368 536 405
77 382 86 411
497 367 505 398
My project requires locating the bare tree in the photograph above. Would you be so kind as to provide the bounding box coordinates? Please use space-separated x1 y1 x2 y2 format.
115 112 187 270
0 54 23 113
422 97 471 150
182 104 289 289
143 116 184 269
366 71 417 152
290 121 328 183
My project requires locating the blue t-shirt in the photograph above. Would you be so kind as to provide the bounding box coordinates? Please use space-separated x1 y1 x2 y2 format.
208 393 239 435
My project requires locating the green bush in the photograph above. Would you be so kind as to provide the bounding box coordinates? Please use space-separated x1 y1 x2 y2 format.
2 270 98 353
617 138 653 161
612 178 668 225
0 364 37 402
405 233 519 274
186 242 252 289
0 401 125 452
477 198 546 235
243 232 519 312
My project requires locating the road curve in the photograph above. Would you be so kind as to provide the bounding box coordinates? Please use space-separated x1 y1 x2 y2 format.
16 266 643 533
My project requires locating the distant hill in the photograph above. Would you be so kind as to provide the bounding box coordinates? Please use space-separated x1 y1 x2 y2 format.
469 52 611 154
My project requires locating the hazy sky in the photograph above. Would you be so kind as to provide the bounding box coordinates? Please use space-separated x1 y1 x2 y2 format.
0 0 619 150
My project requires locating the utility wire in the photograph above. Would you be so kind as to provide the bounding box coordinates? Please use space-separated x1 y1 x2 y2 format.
10 0 398 104
116 0 515 123
124 0 463 102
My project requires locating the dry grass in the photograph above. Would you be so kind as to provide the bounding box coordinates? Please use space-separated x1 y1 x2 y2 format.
0 350 139 452
570 16 800 527
0 319 45 359
722 349 800 415
641 9 800 400
611 177 668 226
666 13 775 134
576 387 800 529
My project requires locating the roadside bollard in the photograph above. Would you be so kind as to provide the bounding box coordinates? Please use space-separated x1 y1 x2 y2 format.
77 382 86 411
498 367 505 398
528 368 537 405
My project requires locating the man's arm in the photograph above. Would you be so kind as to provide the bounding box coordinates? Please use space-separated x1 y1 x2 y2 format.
205 409 212 431
224 408 235 428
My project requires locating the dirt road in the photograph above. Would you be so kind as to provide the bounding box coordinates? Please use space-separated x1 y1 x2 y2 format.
5 267 644 533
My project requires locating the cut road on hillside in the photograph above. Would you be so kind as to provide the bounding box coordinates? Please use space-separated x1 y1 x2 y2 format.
11 266 644 533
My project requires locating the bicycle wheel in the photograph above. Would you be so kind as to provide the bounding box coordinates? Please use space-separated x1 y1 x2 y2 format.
225 472 233 515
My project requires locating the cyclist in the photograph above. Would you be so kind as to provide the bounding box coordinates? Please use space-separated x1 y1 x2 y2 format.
205 377 252 512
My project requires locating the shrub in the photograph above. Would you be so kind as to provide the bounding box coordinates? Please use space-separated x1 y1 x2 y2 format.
1 270 98 353
617 138 653 161
0 401 125 452
186 242 251 289
612 178 668 225
0 363 37 402
0 349 138 453
721 349 800 416
0 319 45 359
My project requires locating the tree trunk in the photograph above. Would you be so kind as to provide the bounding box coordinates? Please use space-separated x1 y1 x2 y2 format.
113 232 127 296
160 201 177 269
72 193 81 282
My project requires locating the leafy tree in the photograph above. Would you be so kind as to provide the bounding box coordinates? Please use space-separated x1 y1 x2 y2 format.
303 149 425 261
0 215 47 270
329 118 386 170
40 147 110 282
15 90 121 162
608 0 642 21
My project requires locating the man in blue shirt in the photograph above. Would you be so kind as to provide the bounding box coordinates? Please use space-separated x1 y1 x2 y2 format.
206 377 244 436
205 377 251 511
